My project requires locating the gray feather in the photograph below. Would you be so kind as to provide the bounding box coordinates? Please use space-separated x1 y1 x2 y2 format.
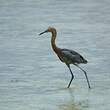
61 49 87 64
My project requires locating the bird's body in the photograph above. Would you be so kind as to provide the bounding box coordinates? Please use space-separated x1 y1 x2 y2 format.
39 27 91 88
49 28 87 65
57 48 88 64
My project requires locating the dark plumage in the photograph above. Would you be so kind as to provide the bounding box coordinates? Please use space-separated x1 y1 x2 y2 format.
39 27 91 88
61 49 88 64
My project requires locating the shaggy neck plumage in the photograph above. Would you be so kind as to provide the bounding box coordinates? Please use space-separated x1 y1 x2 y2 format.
51 30 58 53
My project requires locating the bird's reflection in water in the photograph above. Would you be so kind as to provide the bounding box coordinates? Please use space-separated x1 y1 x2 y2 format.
59 88 89 110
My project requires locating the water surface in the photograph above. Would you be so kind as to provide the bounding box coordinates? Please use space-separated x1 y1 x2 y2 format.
0 0 110 110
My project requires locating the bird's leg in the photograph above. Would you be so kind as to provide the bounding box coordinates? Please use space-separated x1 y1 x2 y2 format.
66 64 74 88
75 64 91 89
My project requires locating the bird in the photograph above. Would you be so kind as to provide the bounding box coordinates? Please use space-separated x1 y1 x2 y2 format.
39 27 91 89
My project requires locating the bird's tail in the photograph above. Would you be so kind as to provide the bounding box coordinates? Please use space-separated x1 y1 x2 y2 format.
83 59 88 64
79 55 88 64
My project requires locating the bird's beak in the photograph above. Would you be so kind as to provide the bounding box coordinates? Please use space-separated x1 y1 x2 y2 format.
39 30 48 35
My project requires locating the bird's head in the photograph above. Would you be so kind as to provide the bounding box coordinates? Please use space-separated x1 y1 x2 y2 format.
39 27 56 35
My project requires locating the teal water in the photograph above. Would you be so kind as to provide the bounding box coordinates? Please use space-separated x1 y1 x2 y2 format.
0 0 110 110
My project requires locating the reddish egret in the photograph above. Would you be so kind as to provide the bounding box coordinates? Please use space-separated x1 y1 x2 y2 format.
39 27 91 88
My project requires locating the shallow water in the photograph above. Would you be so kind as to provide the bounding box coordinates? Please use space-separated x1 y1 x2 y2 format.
0 0 110 110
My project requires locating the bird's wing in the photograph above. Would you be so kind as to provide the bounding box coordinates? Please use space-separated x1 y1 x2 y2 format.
61 49 87 64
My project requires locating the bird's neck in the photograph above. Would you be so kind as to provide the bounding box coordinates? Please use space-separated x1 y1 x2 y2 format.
51 31 58 53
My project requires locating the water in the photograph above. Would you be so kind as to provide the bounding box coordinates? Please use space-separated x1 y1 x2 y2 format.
0 0 110 110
